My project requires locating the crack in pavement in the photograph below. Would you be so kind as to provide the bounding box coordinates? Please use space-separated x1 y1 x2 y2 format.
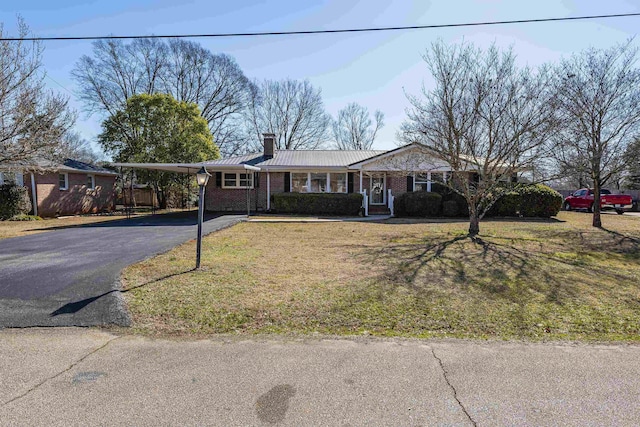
2 335 120 406
430 347 478 426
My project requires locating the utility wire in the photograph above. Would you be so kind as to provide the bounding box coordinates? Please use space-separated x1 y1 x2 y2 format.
1 12 639 41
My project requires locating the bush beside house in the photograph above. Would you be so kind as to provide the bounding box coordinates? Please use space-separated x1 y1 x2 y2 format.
0 184 32 220
272 193 363 215
394 184 562 218
394 191 442 217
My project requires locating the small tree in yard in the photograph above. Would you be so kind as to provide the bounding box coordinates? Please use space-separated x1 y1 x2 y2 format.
553 40 640 227
401 41 559 236
98 93 219 208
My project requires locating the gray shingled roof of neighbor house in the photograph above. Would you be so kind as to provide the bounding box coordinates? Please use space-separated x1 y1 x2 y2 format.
202 150 386 169
1 158 117 175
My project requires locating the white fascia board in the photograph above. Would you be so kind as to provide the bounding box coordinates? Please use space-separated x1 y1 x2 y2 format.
260 166 349 172
111 163 261 173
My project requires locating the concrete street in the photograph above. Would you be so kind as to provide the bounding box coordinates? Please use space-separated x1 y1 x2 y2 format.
1 329 639 426
0 213 245 328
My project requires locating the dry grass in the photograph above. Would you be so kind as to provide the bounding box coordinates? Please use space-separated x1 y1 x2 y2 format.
0 215 129 240
122 212 640 341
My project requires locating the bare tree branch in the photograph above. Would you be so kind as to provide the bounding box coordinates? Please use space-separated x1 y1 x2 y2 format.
331 103 384 150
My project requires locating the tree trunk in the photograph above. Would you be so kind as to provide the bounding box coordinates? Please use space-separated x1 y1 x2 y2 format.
468 210 480 236
592 181 602 228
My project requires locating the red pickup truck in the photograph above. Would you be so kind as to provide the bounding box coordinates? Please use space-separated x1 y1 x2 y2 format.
563 189 633 215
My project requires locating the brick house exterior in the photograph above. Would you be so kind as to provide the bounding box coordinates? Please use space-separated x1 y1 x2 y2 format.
1 159 117 217
115 134 462 215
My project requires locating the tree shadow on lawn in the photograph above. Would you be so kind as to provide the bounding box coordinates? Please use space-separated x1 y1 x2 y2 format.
351 228 639 309
50 268 195 317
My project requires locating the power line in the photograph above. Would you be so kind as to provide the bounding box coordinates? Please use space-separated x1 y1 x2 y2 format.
1 12 639 42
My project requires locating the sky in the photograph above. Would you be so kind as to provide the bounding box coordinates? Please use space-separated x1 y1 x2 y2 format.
1 0 640 155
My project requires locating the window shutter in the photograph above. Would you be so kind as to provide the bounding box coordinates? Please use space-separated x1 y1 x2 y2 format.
254 172 260 188
284 172 290 192
215 172 222 187
348 172 354 193
406 175 414 192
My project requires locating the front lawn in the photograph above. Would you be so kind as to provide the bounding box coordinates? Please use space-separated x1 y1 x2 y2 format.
121 212 640 341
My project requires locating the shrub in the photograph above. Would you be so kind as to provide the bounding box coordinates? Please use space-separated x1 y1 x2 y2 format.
8 214 42 221
271 193 363 215
518 184 563 217
394 191 442 217
0 184 31 220
488 191 520 217
442 200 458 217
430 183 468 216
488 184 562 218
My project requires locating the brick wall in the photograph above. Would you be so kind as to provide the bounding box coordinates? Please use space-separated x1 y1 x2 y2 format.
25 172 116 217
205 172 276 212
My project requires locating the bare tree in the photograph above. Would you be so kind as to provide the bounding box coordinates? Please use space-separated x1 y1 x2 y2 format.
245 78 331 150
72 39 254 157
401 41 559 236
553 40 640 227
0 18 76 168
332 103 384 150
59 131 103 164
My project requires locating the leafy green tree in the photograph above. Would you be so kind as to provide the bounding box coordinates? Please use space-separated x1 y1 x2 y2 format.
99 93 219 208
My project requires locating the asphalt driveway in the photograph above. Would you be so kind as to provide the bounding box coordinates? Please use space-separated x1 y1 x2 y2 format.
0 212 245 328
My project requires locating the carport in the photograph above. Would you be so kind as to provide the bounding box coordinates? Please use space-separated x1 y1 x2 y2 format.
112 162 261 216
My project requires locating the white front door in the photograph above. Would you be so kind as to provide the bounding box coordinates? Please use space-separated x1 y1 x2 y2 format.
370 175 385 205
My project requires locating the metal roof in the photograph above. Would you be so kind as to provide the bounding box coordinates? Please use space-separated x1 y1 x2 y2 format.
202 150 386 169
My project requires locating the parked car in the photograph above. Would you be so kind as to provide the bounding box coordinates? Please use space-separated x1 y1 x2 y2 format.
563 188 633 215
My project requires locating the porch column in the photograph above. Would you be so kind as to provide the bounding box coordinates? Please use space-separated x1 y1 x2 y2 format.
266 171 271 210
359 170 363 193
427 172 432 192
30 172 38 216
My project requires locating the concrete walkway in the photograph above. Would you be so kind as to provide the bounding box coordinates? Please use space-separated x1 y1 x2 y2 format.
0 213 245 328
1 329 639 426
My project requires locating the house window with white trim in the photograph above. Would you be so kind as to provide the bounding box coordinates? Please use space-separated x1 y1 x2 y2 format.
87 174 95 189
59 173 68 190
0 172 23 186
290 172 347 193
223 172 253 189
329 173 347 193
309 173 326 192
414 173 430 191
291 173 309 192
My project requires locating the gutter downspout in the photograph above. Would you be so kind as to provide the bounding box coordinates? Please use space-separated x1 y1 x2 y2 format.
267 172 271 211
30 172 38 216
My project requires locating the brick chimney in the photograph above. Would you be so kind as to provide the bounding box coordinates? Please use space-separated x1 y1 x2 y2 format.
263 133 276 159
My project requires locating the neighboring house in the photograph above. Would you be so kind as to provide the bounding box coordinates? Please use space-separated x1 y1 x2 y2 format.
0 159 117 217
115 134 460 215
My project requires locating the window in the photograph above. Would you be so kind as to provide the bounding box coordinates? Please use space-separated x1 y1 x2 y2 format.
222 172 253 188
329 173 347 193
290 172 347 193
87 175 95 190
414 172 447 191
291 173 309 193
414 173 429 192
59 173 68 190
310 173 326 192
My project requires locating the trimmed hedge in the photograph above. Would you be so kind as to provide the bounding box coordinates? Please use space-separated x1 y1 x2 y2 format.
431 182 468 217
271 192 363 215
395 183 562 219
489 184 563 218
394 191 442 217
0 184 31 220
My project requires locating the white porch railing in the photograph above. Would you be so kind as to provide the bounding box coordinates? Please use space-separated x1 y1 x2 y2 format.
388 189 395 217
360 190 368 216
